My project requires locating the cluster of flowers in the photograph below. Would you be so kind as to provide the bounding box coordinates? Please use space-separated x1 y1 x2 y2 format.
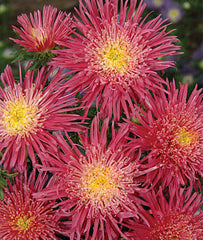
0 0 202 239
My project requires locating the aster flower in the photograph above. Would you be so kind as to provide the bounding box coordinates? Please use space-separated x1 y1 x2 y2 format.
11 5 73 53
0 170 59 240
144 0 166 10
50 0 181 121
34 117 152 239
128 80 203 188
126 187 203 240
0 65 84 172
161 1 184 23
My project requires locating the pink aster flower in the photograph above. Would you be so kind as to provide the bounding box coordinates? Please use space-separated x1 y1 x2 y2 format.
126 187 203 239
144 0 166 10
50 0 181 121
34 117 151 239
11 5 73 52
161 1 184 24
0 65 84 172
0 170 59 240
128 80 203 188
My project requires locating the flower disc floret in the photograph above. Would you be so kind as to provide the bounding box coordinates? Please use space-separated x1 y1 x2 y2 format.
1 87 42 137
81 163 119 203
31 27 49 50
174 127 198 147
9 212 36 236
15 217 32 231
100 41 128 74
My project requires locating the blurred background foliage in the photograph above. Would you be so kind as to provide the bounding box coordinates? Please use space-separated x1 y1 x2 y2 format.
0 0 202 88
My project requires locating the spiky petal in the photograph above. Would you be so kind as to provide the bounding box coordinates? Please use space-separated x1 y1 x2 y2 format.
34 117 148 240
50 0 181 120
10 5 73 52
0 65 84 172
128 80 203 188
0 170 59 240
126 187 203 240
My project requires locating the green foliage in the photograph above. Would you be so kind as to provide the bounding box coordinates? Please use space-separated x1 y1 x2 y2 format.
12 49 56 71
0 169 18 200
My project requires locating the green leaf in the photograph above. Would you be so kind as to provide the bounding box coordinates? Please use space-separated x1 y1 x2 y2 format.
0 188 4 200
0 176 7 188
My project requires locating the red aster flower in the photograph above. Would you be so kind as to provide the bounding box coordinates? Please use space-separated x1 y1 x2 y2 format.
126 187 203 240
128 81 203 188
0 65 84 172
0 170 59 240
34 117 148 239
11 5 72 53
50 0 181 121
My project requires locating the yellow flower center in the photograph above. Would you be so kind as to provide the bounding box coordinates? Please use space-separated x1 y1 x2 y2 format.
153 0 163 7
175 128 196 147
101 42 128 73
31 27 48 47
16 217 31 231
81 164 119 203
168 9 180 22
2 95 39 136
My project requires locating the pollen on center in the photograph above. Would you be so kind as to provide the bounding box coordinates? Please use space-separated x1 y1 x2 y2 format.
31 27 48 48
100 41 129 74
2 94 40 137
175 128 197 147
81 163 119 203
16 216 32 231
